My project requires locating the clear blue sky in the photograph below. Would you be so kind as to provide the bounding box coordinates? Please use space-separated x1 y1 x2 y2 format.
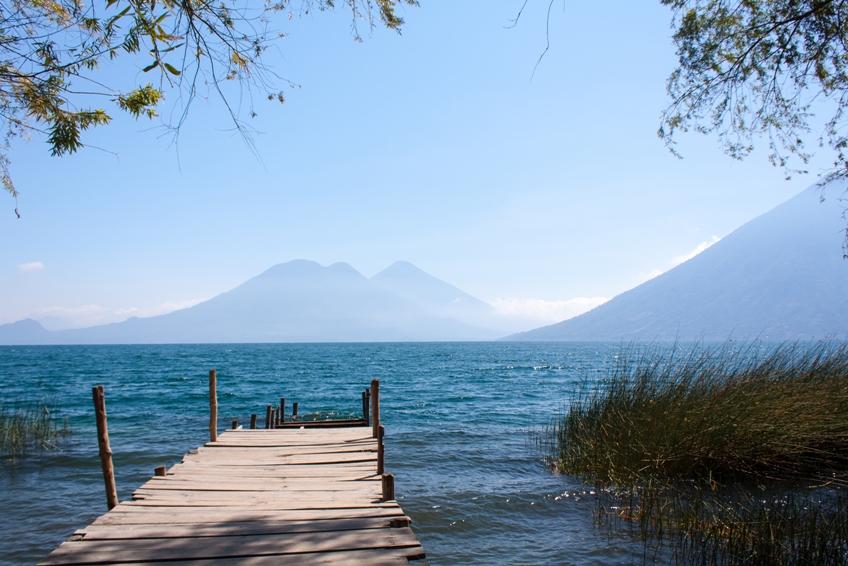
0 1 831 330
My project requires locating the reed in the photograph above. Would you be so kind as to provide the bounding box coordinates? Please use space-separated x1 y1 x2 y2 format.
548 340 848 565
0 398 70 457
595 483 848 565
550 340 848 486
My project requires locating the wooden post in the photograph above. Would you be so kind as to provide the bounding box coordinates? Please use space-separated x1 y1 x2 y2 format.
362 390 370 426
293 402 298 418
209 370 217 442
265 405 272 429
270 407 277 429
381 472 395 501
154 465 166 477
276 406 281 426
250 414 257 429
231 419 238 430
377 424 385 475
280 397 286 423
92 385 118 510
371 379 380 438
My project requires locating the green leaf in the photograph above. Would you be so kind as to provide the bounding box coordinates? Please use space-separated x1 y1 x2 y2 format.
163 63 180 76
142 60 159 72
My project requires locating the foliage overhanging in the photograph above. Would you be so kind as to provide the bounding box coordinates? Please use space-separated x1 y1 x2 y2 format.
0 0 417 197
660 0 848 183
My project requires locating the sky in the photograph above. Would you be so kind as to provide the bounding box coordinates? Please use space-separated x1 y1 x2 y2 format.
0 1 837 330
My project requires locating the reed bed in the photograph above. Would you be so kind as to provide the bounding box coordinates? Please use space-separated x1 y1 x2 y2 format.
551 340 848 486
547 340 848 565
595 484 848 565
0 398 70 457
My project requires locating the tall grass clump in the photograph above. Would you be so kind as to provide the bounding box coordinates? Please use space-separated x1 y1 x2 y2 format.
552 340 848 486
595 484 848 565
0 398 70 458
549 340 848 565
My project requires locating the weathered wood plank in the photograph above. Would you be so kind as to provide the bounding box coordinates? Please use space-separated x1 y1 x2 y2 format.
78 517 409 539
92 507 406 525
136 480 379 491
39 528 421 565
119 547 427 566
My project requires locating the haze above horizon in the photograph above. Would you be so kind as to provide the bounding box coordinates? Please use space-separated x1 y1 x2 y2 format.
1 1 836 331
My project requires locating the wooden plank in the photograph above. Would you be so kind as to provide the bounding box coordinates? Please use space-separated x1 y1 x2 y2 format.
131 487 381 499
39 528 422 565
122 500 398 509
137 480 379 491
78 517 409 539
92 507 406 525
118 547 427 565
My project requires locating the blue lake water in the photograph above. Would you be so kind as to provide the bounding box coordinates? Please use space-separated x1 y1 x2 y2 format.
0 342 647 565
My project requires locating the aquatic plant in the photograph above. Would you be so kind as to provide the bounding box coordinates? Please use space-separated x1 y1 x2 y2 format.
547 340 848 564
550 340 848 486
0 398 70 457
595 483 848 565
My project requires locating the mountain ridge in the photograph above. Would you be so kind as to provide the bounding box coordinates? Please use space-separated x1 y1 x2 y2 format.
0 260 502 344
504 184 848 341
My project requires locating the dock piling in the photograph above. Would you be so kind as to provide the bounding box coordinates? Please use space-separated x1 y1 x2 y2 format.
154 465 166 477
280 397 286 423
362 390 370 426
92 385 118 510
231 419 238 430
265 405 272 429
377 424 385 475
382 472 395 501
250 414 257 429
371 379 380 438
293 402 298 418
209 370 217 442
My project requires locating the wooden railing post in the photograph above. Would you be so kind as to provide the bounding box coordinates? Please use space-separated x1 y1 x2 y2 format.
381 472 394 501
362 390 370 426
377 424 385 475
371 379 380 438
209 370 217 442
92 385 118 510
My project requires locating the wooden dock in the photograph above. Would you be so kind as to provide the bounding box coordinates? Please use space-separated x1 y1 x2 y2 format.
38 379 427 565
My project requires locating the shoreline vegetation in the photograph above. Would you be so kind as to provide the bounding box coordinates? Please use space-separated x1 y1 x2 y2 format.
0 398 70 459
547 341 848 565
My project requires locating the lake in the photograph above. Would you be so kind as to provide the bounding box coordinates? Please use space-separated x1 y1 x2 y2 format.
1 342 646 565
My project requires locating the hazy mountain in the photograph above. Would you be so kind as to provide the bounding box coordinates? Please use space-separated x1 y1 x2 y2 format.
0 260 501 344
506 185 848 341
0 318 53 345
369 261 548 333
370 261 495 323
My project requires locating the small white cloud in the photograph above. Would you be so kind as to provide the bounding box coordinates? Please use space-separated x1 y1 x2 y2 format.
114 298 206 318
637 236 723 285
145 298 208 316
488 296 609 323
18 261 44 273
638 268 665 283
672 236 721 266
